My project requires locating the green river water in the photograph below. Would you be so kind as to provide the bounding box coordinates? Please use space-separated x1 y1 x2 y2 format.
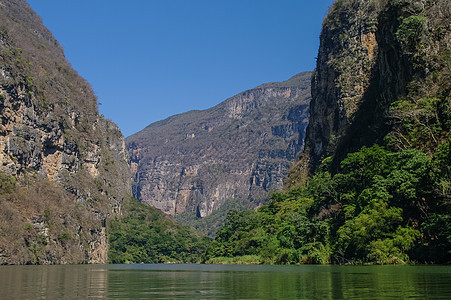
0 264 450 299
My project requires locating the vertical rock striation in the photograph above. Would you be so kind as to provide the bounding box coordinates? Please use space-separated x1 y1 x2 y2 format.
288 0 450 187
0 0 131 264
127 72 311 222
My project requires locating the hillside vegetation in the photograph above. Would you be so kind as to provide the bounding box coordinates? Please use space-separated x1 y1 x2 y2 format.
0 0 132 264
0 0 207 264
204 0 450 264
108 197 210 264
203 143 450 264
1 0 448 265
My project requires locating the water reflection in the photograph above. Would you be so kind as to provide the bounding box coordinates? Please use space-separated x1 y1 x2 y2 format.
0 264 450 299
0 265 109 299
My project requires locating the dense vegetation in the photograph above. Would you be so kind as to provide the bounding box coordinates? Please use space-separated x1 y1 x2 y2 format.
175 198 251 237
203 143 450 264
202 0 451 265
108 197 210 264
204 3 451 262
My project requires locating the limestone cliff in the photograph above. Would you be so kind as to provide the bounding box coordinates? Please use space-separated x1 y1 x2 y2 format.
0 0 132 264
288 0 450 186
127 72 311 226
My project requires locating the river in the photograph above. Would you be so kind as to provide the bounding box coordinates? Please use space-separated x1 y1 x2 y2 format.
0 264 450 299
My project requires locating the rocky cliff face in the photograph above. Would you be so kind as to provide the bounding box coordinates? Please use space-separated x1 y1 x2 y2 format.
0 0 131 264
288 0 450 186
127 72 311 222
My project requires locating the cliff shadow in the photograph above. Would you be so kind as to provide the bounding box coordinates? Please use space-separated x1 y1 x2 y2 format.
330 3 419 170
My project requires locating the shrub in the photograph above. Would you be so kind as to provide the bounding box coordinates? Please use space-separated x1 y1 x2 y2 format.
0 173 16 194
396 15 426 52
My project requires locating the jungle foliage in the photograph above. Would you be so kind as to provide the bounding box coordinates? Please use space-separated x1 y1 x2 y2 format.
108 197 211 264
203 144 451 264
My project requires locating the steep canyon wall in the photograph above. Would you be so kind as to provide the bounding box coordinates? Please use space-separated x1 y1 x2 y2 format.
127 73 311 222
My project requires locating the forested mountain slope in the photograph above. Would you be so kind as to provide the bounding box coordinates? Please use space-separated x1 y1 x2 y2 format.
204 0 450 264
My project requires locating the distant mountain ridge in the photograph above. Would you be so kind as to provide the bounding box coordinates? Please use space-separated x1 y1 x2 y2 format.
127 72 311 228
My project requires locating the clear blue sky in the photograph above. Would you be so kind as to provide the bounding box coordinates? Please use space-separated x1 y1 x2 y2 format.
27 0 335 137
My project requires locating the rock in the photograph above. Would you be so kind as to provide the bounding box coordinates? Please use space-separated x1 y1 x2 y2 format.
0 0 131 264
288 0 451 185
127 72 311 222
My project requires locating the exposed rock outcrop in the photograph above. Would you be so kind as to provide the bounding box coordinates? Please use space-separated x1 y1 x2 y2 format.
127 72 311 221
0 0 132 264
288 0 450 187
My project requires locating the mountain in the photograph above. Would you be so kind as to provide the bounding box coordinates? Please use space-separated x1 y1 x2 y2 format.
0 0 209 265
288 0 451 184
0 0 132 264
126 72 311 233
204 0 450 264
